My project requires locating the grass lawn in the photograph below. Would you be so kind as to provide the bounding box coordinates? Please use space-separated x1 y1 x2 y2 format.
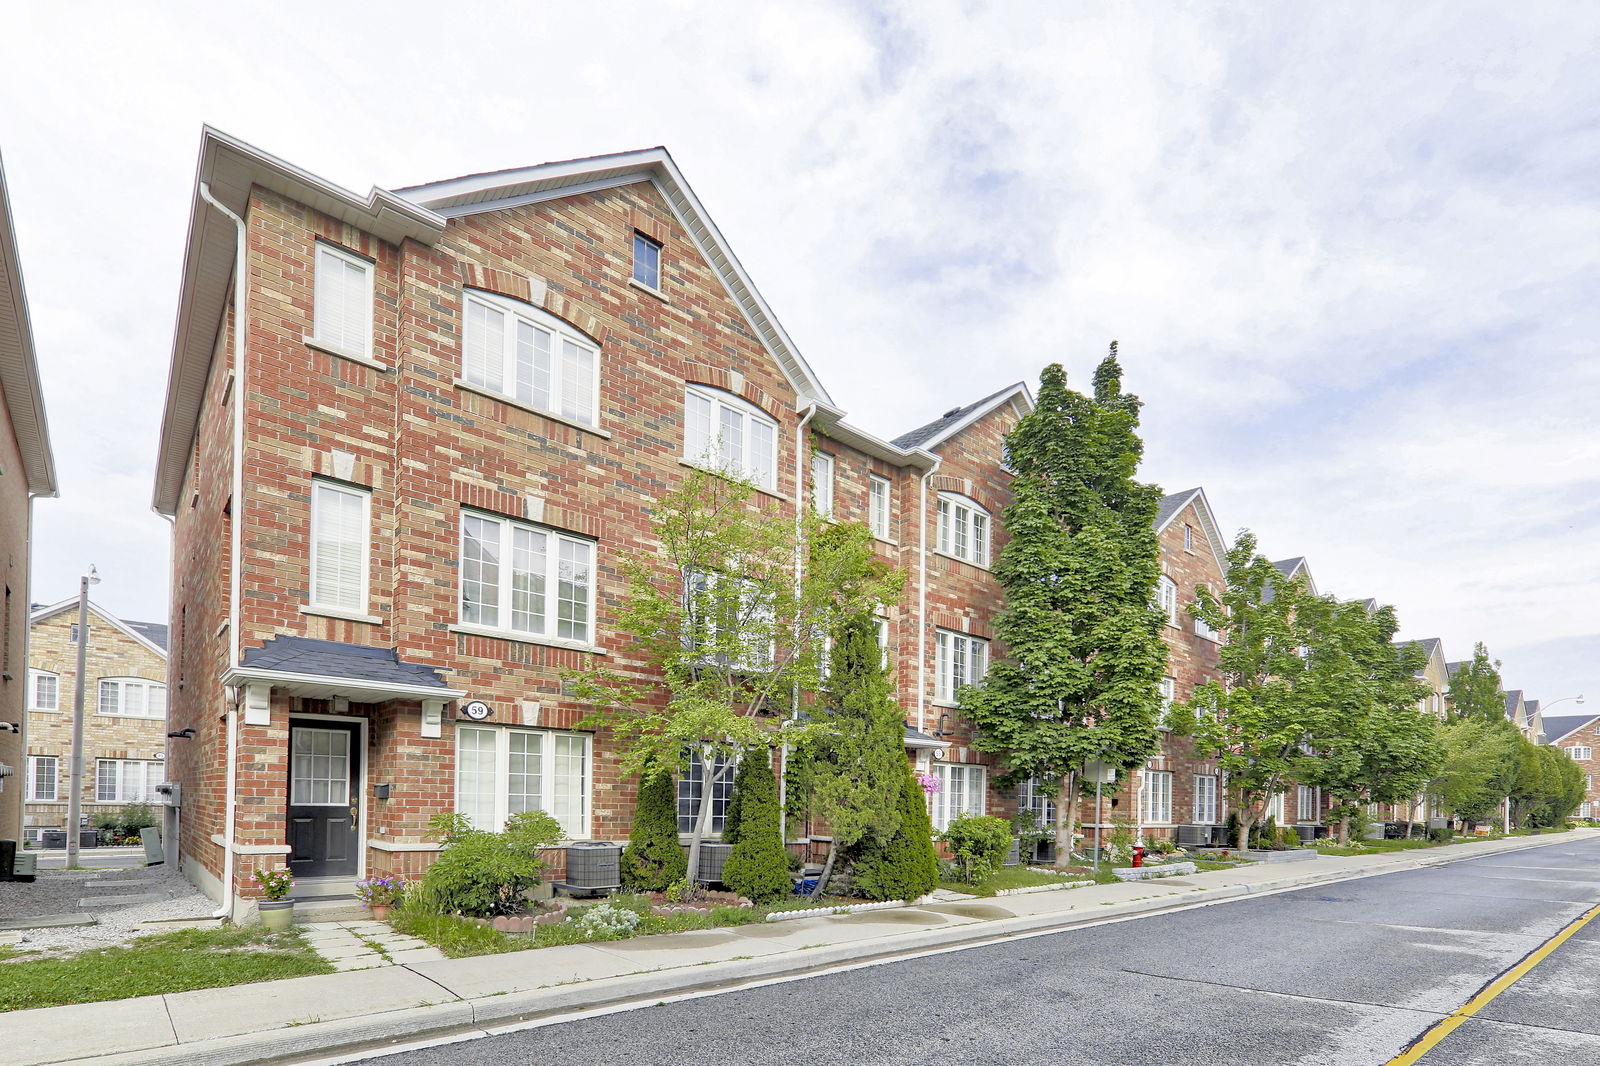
939 866 1098 897
0 927 332 1012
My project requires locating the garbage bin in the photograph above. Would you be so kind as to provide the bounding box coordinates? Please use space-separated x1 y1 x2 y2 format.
79 829 100 849
41 829 67 850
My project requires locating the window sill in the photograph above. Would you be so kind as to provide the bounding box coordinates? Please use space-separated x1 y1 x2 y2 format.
872 535 899 547
304 337 389 371
96 712 167 721
300 605 385 625
931 699 961 710
453 379 612 439
628 277 670 303
447 623 606 655
932 549 989 571
676 459 788 502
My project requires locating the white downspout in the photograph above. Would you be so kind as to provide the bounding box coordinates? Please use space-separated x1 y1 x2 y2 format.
916 460 939 734
781 404 819 826
198 181 246 919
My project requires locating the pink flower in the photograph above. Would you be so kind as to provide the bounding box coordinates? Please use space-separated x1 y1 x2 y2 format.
916 771 942 795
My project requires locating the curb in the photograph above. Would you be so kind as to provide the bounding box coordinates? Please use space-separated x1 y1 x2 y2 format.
38 831 1595 1066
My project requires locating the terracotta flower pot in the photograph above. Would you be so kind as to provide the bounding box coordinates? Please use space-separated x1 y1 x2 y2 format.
259 899 294 932
370 904 392 921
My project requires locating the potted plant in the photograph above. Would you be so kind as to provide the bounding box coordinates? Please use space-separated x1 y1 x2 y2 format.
354 875 406 920
254 867 295 931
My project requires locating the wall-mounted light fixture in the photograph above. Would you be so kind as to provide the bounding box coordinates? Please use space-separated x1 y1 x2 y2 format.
167 728 197 739
374 783 391 801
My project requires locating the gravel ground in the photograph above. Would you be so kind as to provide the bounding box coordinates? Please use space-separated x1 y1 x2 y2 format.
1 864 216 955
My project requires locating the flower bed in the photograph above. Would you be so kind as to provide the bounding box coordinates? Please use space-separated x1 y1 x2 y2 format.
643 889 753 917
474 899 569 932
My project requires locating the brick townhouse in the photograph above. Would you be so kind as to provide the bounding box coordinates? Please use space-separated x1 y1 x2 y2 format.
0 151 58 844
21 600 168 844
1542 714 1600 820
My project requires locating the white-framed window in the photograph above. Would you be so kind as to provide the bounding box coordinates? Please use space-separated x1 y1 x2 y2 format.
30 669 59 711
1265 792 1286 823
291 727 351 806
95 759 163 803
1183 524 1194 551
310 480 370 613
868 475 892 539
683 569 774 671
460 512 596 643
936 494 989 567
26 755 58 802
935 629 988 702
1582 802 1594 819
1018 776 1056 827
810 452 834 515
683 385 778 491
1156 576 1179 626
462 290 600 427
98 678 168 719
677 748 737 835
1160 676 1177 716
312 242 375 361
1297 785 1321 824
1194 774 1219 824
1586 774 1593 791
1193 585 1220 641
874 615 891 671
69 623 81 644
930 762 986 830
1566 745 1593 761
632 231 662 290
456 725 591 839
1141 770 1173 824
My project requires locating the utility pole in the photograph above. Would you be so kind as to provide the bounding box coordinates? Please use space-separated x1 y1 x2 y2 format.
64 565 98 869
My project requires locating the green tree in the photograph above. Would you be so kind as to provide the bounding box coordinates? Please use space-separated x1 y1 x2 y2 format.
961 351 1167 868
571 469 900 882
1173 533 1327 852
620 762 688 892
1447 642 1505 722
1434 717 1520 825
720 751 793 903
852 770 941 901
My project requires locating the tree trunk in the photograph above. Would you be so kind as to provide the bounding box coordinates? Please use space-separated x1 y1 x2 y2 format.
809 838 837 900
1054 770 1079 871
686 746 723 886
1236 808 1254 853
1337 811 1350 846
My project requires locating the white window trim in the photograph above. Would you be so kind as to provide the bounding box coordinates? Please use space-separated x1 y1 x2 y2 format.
309 242 377 365
309 480 372 615
677 748 738 838
97 677 168 719
935 628 989 704
460 289 602 429
682 384 780 491
95 758 164 803
1565 745 1593 761
30 669 59 712
455 724 593 840
1157 576 1179 626
1265 792 1286 823
683 569 776 672
1194 774 1219 825
811 452 834 516
459 511 598 646
1297 785 1322 824
632 231 663 291
26 755 58 802
1141 770 1173 825
930 762 986 830
1158 676 1177 730
935 493 991 568
868 474 892 540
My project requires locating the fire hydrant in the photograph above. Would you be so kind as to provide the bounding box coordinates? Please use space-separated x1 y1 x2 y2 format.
1132 845 1146 868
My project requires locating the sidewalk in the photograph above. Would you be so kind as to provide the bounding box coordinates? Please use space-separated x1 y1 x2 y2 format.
3 831 1590 1066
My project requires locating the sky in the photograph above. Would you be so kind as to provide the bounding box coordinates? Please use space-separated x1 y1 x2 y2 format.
2 1 1597 705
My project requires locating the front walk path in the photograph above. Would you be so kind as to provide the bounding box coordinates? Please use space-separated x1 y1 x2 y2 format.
3 832 1592 1066
300 921 447 972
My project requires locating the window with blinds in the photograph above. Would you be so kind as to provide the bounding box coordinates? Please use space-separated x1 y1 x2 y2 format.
461 290 600 426
98 677 168 718
313 243 374 360
310 481 370 613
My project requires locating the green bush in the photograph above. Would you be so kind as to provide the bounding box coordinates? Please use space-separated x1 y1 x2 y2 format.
89 803 160 841
939 813 1013 884
416 810 562 918
621 767 688 892
852 771 940 901
577 901 642 940
1428 826 1453 843
1278 827 1301 849
720 751 792 903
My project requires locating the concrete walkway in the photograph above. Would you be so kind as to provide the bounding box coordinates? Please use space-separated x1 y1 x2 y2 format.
1 832 1591 1066
300 921 447 971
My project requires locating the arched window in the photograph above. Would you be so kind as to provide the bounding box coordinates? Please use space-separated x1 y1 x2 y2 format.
683 385 778 490
936 493 990 566
461 290 600 427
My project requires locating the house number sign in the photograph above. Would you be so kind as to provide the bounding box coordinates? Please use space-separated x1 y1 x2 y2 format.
461 700 494 721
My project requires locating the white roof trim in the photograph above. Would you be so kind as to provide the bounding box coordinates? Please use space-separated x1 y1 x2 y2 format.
1155 486 1230 572
0 151 57 495
806 402 938 469
29 598 167 659
222 664 466 703
915 382 1034 452
397 148 833 409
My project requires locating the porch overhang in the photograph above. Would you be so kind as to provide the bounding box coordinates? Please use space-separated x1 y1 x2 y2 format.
903 726 950 751
221 665 468 703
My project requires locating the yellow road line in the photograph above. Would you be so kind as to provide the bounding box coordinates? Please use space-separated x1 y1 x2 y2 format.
1386 900 1600 1065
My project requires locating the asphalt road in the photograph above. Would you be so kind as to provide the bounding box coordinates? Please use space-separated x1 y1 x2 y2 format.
369 838 1600 1066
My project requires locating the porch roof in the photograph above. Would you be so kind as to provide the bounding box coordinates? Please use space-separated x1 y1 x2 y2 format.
229 636 467 702
904 725 950 750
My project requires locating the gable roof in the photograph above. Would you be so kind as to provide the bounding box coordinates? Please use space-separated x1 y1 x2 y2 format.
1155 487 1229 570
1345 597 1378 612
1446 660 1467 678
123 620 169 652
0 150 56 496
228 635 466 702
154 132 835 515
1504 690 1524 720
1263 556 1318 601
1542 713 1599 745
1395 637 1445 679
29 599 168 659
890 381 1033 451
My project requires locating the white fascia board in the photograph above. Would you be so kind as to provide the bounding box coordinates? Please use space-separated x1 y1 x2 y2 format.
29 598 168 659
807 403 938 469
919 382 1035 452
0 152 57 496
222 665 467 703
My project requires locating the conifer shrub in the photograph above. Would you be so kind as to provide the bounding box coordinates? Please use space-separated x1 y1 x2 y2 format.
852 771 940 901
720 755 758 849
621 766 688 892
719 750 793 903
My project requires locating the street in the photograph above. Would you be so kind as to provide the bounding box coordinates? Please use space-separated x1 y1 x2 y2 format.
367 838 1600 1066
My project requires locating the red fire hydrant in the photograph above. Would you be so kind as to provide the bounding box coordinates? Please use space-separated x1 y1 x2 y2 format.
1132 845 1146 868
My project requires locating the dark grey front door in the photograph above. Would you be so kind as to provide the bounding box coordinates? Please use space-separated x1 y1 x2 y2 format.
286 719 361 879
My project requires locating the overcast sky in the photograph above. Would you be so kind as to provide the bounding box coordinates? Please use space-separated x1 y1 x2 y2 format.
3 2 1596 705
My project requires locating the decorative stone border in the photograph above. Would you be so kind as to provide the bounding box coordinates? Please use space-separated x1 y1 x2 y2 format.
1111 861 1197 882
477 900 569 932
994 879 1093 897
764 898 913 922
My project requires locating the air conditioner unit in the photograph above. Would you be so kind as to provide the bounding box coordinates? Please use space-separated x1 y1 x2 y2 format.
564 841 622 893
697 842 733 884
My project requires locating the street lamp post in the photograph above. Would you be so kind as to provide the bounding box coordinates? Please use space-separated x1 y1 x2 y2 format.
64 565 99 869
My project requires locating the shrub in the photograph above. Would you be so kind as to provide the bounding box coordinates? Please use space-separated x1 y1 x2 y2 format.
720 751 792 903
416 810 562 918
622 766 688 892
853 771 940 901
939 814 1013 884
1278 827 1301 849
1150 837 1179 856
1428 826 1453 843
577 901 642 940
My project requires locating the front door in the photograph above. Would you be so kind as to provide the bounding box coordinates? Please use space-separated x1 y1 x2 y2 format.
286 719 361 880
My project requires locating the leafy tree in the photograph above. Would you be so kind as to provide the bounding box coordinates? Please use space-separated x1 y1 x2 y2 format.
1173 533 1327 852
961 351 1167 868
1447 642 1505 723
791 610 909 898
1512 743 1586 827
572 469 900 882
720 751 793 903
852 770 940 901
620 762 687 892
1434 717 1520 825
